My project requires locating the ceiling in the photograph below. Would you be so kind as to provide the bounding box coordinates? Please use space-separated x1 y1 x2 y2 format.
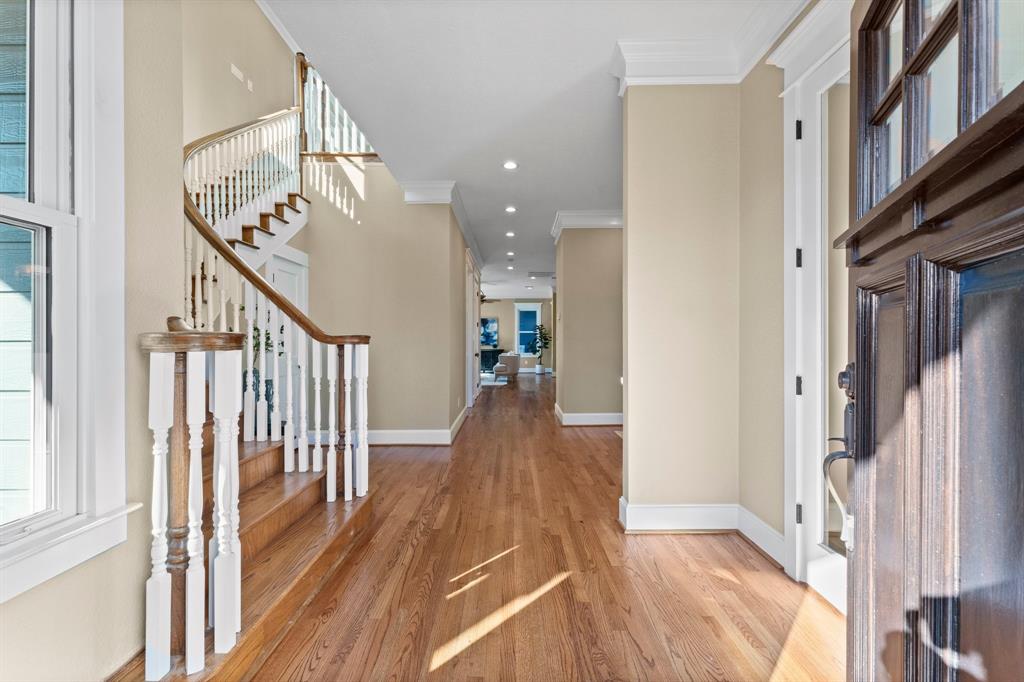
264 0 807 298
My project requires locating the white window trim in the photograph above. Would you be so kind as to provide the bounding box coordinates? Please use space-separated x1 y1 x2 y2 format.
514 302 542 357
0 0 135 604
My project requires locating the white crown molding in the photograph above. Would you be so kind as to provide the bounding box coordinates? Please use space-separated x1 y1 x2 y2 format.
255 0 302 54
611 0 811 96
400 180 484 266
550 209 622 244
767 0 853 91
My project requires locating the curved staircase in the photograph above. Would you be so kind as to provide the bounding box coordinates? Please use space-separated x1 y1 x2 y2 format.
111 54 379 681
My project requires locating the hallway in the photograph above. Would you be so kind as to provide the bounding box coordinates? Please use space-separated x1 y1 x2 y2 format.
254 376 845 681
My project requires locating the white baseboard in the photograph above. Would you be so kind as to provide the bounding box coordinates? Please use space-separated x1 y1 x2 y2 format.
554 403 623 426
449 405 467 443
618 498 784 565
737 505 785 566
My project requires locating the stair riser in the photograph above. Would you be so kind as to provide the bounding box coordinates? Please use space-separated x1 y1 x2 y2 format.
201 445 284 512
240 479 324 563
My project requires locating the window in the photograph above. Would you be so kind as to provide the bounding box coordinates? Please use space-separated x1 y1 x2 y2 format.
515 302 541 354
985 0 1024 108
0 0 128 603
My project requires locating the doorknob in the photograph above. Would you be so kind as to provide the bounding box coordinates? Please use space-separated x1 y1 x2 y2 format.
823 362 855 549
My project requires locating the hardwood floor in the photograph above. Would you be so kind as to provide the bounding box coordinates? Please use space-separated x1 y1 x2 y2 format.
253 375 845 681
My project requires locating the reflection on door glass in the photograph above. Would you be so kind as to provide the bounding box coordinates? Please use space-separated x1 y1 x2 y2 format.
883 103 903 195
992 0 1024 104
887 4 904 84
0 0 28 199
0 222 39 526
925 35 959 160
922 0 953 35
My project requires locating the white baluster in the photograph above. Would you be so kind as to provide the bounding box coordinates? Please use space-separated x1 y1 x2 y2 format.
145 352 174 682
283 319 295 472
184 226 194 325
326 345 337 502
218 256 227 332
232 268 241 334
184 351 206 675
203 243 214 329
212 350 239 653
256 291 268 442
356 344 369 497
243 282 255 441
194 238 205 330
298 326 309 472
343 344 353 502
312 340 323 472
269 303 281 440
229 349 242 634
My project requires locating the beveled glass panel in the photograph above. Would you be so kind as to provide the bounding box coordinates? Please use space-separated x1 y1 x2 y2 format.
991 0 1024 104
924 34 959 159
922 0 953 35
883 103 903 195
887 4 904 84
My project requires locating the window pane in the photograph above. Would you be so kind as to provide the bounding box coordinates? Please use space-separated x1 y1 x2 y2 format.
882 103 903 196
0 222 43 527
518 310 537 332
924 35 959 160
922 0 953 35
887 4 904 84
991 0 1024 104
0 0 27 199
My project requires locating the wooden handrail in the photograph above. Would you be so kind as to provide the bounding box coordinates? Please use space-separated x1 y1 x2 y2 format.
183 115 370 346
140 317 246 353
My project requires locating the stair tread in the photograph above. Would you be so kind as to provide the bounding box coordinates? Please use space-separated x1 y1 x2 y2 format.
226 238 259 250
260 211 288 224
276 201 301 213
242 223 276 237
237 469 324 535
287 192 311 204
108 489 375 682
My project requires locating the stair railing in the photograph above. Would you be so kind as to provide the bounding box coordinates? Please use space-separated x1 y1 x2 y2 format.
297 53 374 157
159 68 372 676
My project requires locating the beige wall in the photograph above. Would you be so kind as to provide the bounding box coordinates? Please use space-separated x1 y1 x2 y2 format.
479 298 554 371
291 159 466 431
0 2 185 679
555 228 623 415
623 85 741 506
182 0 294 142
736 61 787 533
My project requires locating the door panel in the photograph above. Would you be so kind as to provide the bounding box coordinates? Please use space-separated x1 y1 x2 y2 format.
956 248 1024 682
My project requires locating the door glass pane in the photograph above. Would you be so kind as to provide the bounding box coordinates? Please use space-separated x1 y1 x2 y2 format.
924 35 959 160
883 103 903 196
922 0 953 35
0 0 28 199
887 4 905 84
0 222 44 527
990 0 1024 104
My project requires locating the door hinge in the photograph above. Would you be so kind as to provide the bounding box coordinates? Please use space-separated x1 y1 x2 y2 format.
795 119 803 140
795 248 803 267
796 375 803 395
796 503 803 524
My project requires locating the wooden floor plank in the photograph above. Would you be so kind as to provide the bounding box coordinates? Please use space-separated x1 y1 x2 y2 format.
253 375 845 681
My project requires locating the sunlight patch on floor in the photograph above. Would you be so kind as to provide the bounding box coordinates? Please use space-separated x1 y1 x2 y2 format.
446 573 490 599
430 571 572 671
449 545 519 583
770 592 846 682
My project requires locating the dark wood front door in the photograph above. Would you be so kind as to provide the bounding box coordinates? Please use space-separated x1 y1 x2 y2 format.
843 1 1024 679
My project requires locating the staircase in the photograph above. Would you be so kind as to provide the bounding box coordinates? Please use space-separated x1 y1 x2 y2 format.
111 54 379 681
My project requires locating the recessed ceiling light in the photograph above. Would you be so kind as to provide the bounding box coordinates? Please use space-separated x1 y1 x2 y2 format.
526 286 534 290
506 251 515 256
507 265 514 270
505 231 515 238
503 160 518 170
530 276 537 280
505 205 517 214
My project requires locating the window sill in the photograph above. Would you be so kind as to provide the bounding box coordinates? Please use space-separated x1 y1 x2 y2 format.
0 503 142 603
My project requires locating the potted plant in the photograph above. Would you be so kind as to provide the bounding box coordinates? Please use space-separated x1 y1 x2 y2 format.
527 324 551 374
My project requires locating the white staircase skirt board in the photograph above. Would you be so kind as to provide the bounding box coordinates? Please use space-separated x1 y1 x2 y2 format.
618 499 785 566
554 403 623 426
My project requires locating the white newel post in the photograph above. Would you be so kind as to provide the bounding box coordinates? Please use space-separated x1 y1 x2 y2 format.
312 340 323 472
145 352 174 682
230 349 242 634
243 282 255 441
283 319 295 472
269 303 281 440
255 291 268 442
298 326 309 472
212 350 239 653
326 345 338 502
343 344 353 502
184 351 207 675
356 344 369 497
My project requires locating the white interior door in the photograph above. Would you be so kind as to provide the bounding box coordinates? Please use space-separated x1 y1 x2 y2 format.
466 253 481 406
267 248 309 449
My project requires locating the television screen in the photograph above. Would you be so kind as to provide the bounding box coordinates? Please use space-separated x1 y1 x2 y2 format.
480 317 498 346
